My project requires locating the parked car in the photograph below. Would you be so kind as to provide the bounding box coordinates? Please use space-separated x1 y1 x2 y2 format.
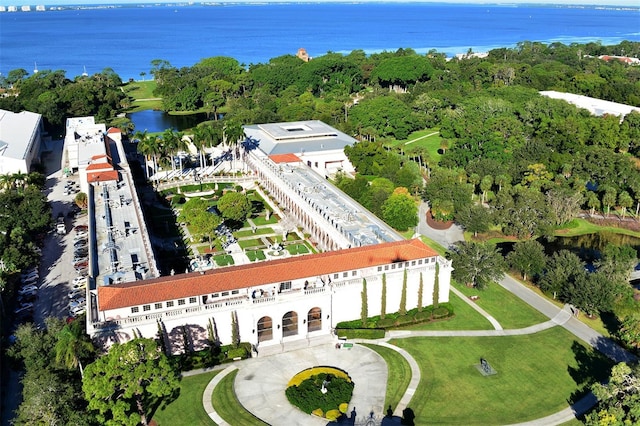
74 239 88 247
69 304 86 317
72 276 88 287
18 292 36 302
21 276 39 286
74 262 89 271
75 225 88 232
74 250 88 258
69 298 86 309
18 284 38 294
68 288 85 299
20 271 38 281
14 303 34 314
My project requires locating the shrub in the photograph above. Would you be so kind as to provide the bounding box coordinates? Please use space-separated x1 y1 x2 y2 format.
326 409 341 421
312 408 323 417
432 307 450 318
286 373 354 416
339 403 349 413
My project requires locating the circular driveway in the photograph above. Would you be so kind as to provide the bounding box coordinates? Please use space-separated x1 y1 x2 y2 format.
233 344 387 425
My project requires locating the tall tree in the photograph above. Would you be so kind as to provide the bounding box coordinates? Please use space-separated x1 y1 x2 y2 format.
400 269 407 316
361 278 368 327
449 241 505 290
231 310 240 348
55 319 95 378
82 338 180 426
586 363 640 426
381 273 387 320
506 239 547 281
381 187 418 231
217 191 251 222
418 272 424 312
432 264 439 309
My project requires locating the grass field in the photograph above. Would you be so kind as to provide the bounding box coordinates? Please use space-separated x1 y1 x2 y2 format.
391 327 613 424
152 372 217 426
392 128 443 162
212 370 269 426
452 280 549 329
123 80 162 111
361 344 411 411
402 292 493 331
555 218 640 238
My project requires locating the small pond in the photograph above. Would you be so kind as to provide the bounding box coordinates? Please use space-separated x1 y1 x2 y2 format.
128 110 211 133
497 231 640 263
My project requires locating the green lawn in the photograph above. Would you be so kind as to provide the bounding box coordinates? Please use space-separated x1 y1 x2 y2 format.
361 344 411 411
252 215 280 226
214 254 234 267
152 371 217 426
555 218 640 238
286 243 310 255
392 128 443 162
236 227 274 237
452 280 549 329
402 292 493 331
246 250 266 262
239 238 264 249
390 327 613 425
212 370 269 426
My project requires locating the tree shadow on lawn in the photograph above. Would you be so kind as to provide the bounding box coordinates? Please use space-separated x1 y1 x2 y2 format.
567 340 615 405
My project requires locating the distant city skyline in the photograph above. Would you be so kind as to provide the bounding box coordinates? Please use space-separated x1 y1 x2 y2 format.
2 0 640 8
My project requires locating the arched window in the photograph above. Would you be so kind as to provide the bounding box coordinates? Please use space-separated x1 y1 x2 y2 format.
257 316 273 342
282 311 298 337
307 307 322 332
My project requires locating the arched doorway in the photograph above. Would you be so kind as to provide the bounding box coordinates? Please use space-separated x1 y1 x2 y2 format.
257 316 273 342
307 307 322 332
282 311 298 337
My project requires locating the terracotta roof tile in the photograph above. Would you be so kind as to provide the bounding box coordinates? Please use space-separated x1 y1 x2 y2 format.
87 170 119 183
98 239 437 311
269 153 301 164
107 127 121 134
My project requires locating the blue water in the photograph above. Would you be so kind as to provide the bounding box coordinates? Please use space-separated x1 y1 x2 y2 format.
1 3 639 81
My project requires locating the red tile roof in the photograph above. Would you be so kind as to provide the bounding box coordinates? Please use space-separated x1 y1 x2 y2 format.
269 153 301 164
98 239 437 311
87 170 119 183
107 127 121 134
86 162 112 171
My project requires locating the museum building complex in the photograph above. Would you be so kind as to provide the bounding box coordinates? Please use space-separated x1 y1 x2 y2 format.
73 119 452 353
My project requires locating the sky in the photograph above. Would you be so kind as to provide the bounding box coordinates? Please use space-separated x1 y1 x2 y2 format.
2 0 640 7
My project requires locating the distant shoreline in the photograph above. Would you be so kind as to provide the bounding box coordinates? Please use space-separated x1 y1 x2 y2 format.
2 2 639 12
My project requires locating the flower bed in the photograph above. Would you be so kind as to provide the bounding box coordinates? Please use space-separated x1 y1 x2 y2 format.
286 367 353 421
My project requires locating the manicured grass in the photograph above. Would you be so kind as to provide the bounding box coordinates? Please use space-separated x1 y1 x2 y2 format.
555 218 640 238
152 371 217 426
402 291 492 331
390 327 613 424
246 250 266 262
452 280 548 329
286 243 309 255
236 227 274 237
214 254 234 267
392 128 443 162
212 369 269 426
251 215 280 226
239 238 264 249
418 235 447 257
361 344 411 411
124 80 157 99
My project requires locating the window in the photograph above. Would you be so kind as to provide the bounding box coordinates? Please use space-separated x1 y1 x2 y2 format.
222 292 229 296
178 299 185 306
143 305 150 312
232 290 239 295
154 303 162 309
391 264 396 270
384 265 389 271
166 301 174 308
189 297 197 304
418 259 423 265
212 293 219 298
405 262 410 268
131 306 139 313
333 273 339 279
411 261 416 266
279 281 292 292
377 266 382 272
352 271 357 276
343 272 348 278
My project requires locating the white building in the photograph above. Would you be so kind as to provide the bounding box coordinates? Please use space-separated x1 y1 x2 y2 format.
84 119 452 354
94 239 451 353
243 120 356 178
0 109 44 175
540 91 640 119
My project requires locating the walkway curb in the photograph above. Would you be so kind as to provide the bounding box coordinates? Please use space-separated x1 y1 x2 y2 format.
202 365 238 426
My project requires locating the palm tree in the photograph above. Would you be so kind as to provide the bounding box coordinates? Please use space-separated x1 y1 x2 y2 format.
55 321 95 378
136 131 161 180
192 126 209 169
222 120 245 169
